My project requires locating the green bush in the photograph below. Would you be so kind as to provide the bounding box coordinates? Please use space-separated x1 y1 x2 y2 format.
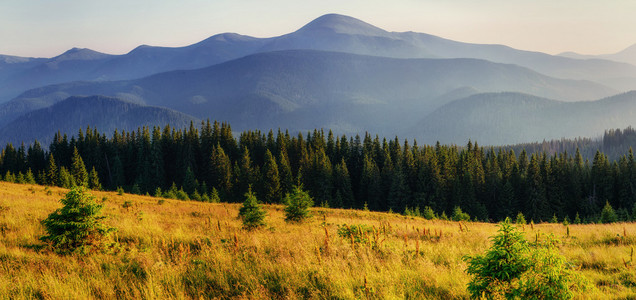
515 212 527 225
601 201 618 224
464 219 588 299
451 206 470 222
422 206 436 220
40 187 116 254
154 187 163 198
238 187 266 230
284 185 314 223
209 187 221 203
337 224 373 244
175 188 190 201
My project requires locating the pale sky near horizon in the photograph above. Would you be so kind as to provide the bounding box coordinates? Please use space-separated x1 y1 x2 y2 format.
1 0 635 58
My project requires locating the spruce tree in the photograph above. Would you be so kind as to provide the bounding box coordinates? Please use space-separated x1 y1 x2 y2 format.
88 167 101 190
182 167 198 196
601 201 618 223
58 166 74 188
277 150 294 197
238 186 266 230
210 144 233 199
284 185 314 223
25 169 36 184
235 147 256 201
46 154 58 186
40 187 116 254
71 147 89 187
333 158 354 208
262 149 281 203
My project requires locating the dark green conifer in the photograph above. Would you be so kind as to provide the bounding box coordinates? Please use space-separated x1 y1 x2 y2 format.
88 167 101 190
284 185 314 223
40 187 116 254
262 149 281 203
71 147 88 187
46 154 58 186
238 186 266 230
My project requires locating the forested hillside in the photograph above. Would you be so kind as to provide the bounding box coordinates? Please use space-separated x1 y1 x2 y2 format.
2 121 636 224
0 95 198 146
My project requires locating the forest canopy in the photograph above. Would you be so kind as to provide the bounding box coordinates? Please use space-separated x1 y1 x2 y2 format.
2 121 636 224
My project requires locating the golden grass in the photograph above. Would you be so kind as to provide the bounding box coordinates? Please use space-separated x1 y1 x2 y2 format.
0 181 635 299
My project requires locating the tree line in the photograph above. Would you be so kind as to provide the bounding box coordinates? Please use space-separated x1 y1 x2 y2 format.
1 120 635 223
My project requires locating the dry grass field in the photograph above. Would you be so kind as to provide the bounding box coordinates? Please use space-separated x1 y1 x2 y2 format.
1 181 636 299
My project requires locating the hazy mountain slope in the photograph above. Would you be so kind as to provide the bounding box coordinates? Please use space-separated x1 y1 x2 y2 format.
257 14 636 90
0 50 616 138
0 35 269 103
0 55 48 99
258 14 434 58
0 48 115 102
88 33 271 80
412 91 636 145
605 44 636 66
2 13 634 104
397 31 636 90
0 95 198 146
560 44 636 67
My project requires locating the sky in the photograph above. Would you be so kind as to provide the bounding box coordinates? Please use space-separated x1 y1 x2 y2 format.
1 0 635 58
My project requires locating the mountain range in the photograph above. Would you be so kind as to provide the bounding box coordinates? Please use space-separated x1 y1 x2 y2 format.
0 96 196 146
412 91 636 145
1 13 636 146
559 43 636 67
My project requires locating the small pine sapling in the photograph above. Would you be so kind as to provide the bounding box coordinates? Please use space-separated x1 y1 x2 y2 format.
40 187 116 255
238 187 266 230
284 184 314 223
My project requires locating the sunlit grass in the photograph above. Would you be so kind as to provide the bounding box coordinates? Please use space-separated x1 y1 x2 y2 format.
0 181 635 298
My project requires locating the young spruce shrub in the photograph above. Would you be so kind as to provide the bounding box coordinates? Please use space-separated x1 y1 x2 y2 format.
238 187 266 230
464 218 588 299
451 206 471 222
284 184 313 223
40 187 116 255
601 201 618 224
515 212 527 225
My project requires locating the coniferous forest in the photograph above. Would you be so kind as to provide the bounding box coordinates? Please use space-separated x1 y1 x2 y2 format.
2 120 636 224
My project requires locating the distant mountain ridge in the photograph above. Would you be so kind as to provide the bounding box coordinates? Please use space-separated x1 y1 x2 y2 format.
1 13 635 103
559 43 636 67
412 91 636 145
0 14 635 147
0 50 616 142
0 95 197 146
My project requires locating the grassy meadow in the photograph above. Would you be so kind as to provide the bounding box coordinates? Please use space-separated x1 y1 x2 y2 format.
1 181 636 299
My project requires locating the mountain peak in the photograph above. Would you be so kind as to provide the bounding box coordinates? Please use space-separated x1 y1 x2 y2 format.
616 43 636 55
50 47 111 62
297 14 389 37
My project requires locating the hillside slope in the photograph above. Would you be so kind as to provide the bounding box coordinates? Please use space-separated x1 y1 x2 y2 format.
0 50 615 140
0 95 198 146
1 13 634 103
412 91 636 145
0 182 632 299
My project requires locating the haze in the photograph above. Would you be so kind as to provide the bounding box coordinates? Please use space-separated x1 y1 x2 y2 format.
1 0 635 58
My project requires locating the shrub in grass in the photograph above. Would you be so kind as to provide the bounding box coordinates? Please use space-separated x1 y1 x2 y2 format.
238 187 266 230
40 187 116 254
284 185 313 223
601 201 618 224
464 218 588 299
451 206 470 222
209 187 221 203
515 212 527 225
422 206 436 220
337 224 373 244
